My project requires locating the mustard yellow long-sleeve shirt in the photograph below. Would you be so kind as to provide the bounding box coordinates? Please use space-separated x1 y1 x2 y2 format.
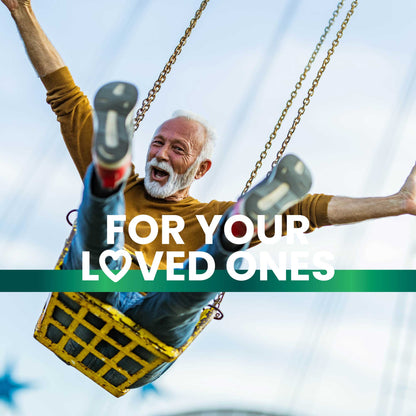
42 67 332 269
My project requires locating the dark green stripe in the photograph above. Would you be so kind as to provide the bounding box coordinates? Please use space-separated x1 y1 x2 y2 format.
0 270 415 292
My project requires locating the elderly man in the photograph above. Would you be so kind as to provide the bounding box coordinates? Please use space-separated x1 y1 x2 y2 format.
54 79 312 388
4 0 416 388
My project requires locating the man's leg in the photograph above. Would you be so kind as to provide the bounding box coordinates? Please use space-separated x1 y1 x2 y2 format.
63 81 138 271
62 164 126 271
62 81 138 304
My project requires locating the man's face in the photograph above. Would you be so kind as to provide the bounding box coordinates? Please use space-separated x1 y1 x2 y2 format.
144 117 207 200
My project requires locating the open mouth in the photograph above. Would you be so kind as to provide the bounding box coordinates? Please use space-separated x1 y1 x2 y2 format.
151 166 170 181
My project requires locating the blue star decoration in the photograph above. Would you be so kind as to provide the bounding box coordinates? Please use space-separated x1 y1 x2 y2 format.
0 363 32 409
138 382 160 400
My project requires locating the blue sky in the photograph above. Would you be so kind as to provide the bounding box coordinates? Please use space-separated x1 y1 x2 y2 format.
1 0 416 415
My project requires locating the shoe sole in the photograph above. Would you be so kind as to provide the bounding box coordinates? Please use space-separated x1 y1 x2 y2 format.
93 82 138 167
242 154 312 225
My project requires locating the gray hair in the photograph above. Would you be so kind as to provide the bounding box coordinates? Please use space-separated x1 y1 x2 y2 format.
171 109 216 162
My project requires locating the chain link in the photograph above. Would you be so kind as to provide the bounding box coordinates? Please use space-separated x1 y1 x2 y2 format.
241 0 355 195
209 291 225 318
134 0 211 131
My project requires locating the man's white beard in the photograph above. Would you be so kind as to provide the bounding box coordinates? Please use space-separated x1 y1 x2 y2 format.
144 157 200 199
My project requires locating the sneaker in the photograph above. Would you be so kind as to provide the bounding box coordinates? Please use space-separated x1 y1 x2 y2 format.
92 81 138 189
234 154 312 231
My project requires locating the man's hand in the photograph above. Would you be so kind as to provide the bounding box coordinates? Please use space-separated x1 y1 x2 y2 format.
327 162 416 225
1 0 30 13
398 163 416 216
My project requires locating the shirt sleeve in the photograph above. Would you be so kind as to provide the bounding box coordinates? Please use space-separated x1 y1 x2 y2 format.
41 67 93 179
41 67 139 181
250 193 333 247
286 193 333 229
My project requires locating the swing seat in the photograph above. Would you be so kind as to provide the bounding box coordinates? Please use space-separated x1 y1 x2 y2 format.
34 224 221 397
34 291 218 397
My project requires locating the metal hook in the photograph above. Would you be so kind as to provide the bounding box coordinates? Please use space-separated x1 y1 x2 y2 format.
66 209 78 226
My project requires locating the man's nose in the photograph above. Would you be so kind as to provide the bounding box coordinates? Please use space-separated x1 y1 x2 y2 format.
155 144 169 161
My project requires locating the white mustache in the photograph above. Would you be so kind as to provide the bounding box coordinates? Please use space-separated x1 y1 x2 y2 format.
148 159 174 176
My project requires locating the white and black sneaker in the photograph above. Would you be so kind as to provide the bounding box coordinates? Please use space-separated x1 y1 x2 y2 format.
92 81 138 189
235 154 312 231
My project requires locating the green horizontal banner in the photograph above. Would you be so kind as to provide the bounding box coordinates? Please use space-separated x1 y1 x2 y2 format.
0 270 415 291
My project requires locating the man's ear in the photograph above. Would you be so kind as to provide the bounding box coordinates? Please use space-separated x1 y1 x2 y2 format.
194 159 212 180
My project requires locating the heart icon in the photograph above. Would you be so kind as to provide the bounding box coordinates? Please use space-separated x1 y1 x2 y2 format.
99 249 132 283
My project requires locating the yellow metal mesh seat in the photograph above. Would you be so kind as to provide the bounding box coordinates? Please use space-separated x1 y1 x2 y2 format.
34 292 218 397
34 224 222 397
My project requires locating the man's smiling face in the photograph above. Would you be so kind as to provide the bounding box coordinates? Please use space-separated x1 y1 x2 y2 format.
144 117 210 201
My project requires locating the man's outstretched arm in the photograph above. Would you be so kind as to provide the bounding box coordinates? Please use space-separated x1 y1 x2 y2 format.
3 0 100 179
3 0 64 77
327 163 416 224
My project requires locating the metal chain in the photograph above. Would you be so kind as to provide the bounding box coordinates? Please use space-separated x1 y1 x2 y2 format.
203 293 224 318
210 292 225 318
241 0 353 195
134 0 211 131
268 0 358 173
